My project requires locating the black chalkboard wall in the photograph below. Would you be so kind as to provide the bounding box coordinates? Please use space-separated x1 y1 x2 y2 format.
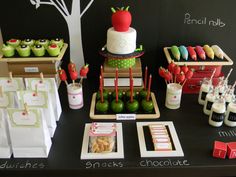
0 0 235 87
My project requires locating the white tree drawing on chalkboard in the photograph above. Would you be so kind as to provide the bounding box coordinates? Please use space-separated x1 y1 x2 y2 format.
30 0 94 73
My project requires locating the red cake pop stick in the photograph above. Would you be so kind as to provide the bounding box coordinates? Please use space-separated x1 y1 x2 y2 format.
144 66 148 90
115 79 118 103
130 79 133 102
146 75 152 101
100 75 104 103
101 65 104 84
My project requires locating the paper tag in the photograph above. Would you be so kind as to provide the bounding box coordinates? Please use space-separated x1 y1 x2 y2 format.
24 67 39 73
0 93 10 108
0 78 21 91
19 91 48 108
116 114 136 120
28 79 53 93
7 109 40 127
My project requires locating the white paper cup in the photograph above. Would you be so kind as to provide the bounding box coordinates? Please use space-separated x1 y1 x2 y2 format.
67 83 83 109
165 83 182 109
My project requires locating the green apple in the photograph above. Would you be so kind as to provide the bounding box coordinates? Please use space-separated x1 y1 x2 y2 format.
112 90 123 99
51 38 64 49
1 44 15 57
139 89 148 99
47 44 60 56
96 89 109 100
35 39 49 48
6 39 21 48
16 45 31 57
111 99 124 113
21 39 35 46
126 99 139 113
96 100 109 113
141 99 154 113
32 44 45 57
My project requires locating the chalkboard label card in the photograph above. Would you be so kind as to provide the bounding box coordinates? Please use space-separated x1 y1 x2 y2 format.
80 123 124 160
136 122 184 157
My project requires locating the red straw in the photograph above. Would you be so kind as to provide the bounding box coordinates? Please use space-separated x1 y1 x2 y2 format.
99 76 104 103
100 65 104 86
130 79 133 102
146 74 152 101
144 66 148 90
129 67 133 84
115 79 118 102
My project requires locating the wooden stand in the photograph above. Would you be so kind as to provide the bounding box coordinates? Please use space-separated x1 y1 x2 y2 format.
89 92 160 120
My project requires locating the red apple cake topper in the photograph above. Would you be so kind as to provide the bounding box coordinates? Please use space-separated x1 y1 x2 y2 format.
111 6 132 32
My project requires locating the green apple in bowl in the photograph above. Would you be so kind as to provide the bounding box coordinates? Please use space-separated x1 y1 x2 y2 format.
111 99 124 113
47 44 60 56
21 39 35 46
6 39 21 48
96 100 109 113
16 44 31 57
126 99 139 113
1 44 15 57
51 38 64 49
32 44 45 57
141 99 154 113
35 39 49 48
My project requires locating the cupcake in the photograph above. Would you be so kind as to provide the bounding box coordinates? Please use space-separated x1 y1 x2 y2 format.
1 44 15 57
16 44 31 57
31 44 45 57
35 39 49 48
6 39 21 48
50 38 64 49
47 43 60 56
21 39 35 46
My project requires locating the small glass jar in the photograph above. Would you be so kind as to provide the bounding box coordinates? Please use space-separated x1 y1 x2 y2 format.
203 88 217 115
224 97 236 127
209 97 225 127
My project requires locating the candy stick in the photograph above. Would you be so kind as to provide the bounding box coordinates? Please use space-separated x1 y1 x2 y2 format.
232 81 236 90
115 79 118 103
130 79 133 102
210 68 216 82
40 72 44 83
144 66 148 90
146 75 152 101
225 68 233 81
99 75 104 103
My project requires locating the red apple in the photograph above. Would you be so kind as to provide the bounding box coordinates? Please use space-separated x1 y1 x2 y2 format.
70 69 78 81
111 6 132 32
68 60 76 73
80 64 89 77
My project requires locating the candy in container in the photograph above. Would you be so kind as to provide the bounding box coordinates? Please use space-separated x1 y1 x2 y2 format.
211 45 224 59
179 45 188 60
187 46 197 60
195 46 206 60
203 45 214 59
171 45 180 60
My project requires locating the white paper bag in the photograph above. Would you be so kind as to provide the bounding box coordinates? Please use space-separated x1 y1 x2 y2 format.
25 78 62 121
0 109 12 158
0 92 15 108
0 77 25 108
7 108 51 158
17 90 57 137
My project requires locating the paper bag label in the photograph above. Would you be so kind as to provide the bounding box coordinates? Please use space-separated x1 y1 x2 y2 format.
0 78 23 91
27 79 53 93
7 109 40 127
19 91 48 108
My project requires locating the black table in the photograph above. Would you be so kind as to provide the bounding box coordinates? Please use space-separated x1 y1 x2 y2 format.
1 79 236 177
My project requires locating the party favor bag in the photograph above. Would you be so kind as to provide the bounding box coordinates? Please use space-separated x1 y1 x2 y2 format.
0 109 12 158
7 108 51 158
25 78 62 121
17 90 57 137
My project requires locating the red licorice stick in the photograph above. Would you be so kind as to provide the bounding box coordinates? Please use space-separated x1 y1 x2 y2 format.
144 66 148 90
146 74 152 101
130 79 133 102
101 65 104 86
99 75 104 103
129 67 133 86
187 46 197 61
115 79 118 102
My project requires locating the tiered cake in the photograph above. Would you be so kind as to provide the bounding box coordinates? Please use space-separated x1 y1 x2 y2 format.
100 7 144 89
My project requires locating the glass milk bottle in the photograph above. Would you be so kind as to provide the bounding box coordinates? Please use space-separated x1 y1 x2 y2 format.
225 87 234 108
224 97 236 127
198 78 212 105
209 97 226 127
203 88 217 115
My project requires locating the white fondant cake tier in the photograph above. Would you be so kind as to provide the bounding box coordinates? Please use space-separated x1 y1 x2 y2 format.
106 27 136 55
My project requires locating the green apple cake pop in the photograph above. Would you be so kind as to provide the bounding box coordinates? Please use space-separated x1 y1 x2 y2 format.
16 44 31 57
47 43 60 56
6 39 21 48
35 39 49 48
31 44 45 57
51 38 64 49
21 39 35 46
1 44 15 57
